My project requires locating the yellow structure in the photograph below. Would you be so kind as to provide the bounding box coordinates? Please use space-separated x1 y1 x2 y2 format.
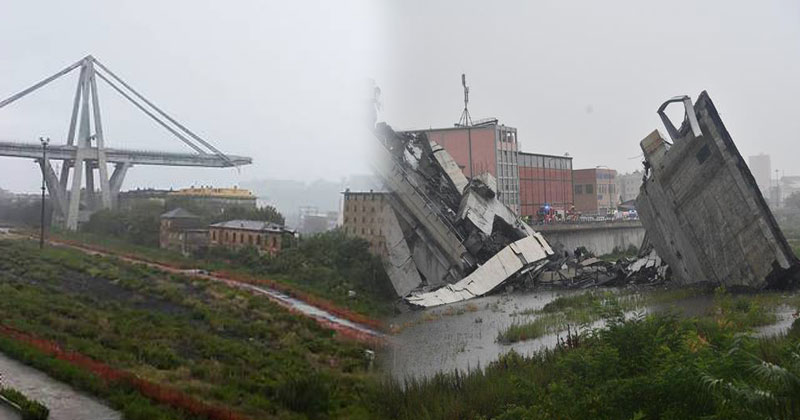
167 186 256 214
170 186 254 198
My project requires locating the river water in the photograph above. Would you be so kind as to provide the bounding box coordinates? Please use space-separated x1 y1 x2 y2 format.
0 352 120 420
380 288 795 381
381 290 581 380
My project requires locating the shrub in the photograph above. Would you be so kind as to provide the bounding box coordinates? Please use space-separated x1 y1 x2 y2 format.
0 387 49 420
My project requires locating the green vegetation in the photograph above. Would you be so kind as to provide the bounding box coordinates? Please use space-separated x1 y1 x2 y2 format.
499 287 786 344
369 295 800 420
58 228 397 318
0 387 49 420
198 230 397 318
0 239 376 419
82 199 284 247
0 334 189 420
499 290 645 343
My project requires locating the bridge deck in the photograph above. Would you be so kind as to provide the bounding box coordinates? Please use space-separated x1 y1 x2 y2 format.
0 141 251 167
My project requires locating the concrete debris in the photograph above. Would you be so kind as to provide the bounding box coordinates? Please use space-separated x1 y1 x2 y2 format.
371 123 553 307
533 243 669 289
636 92 800 289
406 235 551 307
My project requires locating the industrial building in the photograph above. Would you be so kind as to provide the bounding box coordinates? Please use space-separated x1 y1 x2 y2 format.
517 152 573 220
573 168 619 216
405 120 521 213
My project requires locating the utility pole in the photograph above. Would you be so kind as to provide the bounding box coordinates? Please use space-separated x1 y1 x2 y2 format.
39 136 50 249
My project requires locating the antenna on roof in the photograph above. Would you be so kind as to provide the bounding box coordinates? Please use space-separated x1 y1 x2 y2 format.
456 73 472 127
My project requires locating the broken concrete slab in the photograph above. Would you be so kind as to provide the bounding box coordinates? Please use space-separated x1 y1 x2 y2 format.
382 204 423 296
371 123 553 304
636 92 799 289
405 234 552 308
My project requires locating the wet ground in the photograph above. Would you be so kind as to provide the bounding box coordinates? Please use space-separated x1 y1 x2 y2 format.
0 352 120 420
380 288 793 380
0 402 18 420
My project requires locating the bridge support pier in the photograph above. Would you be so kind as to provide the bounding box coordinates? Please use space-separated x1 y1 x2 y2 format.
1 55 250 230
61 57 114 230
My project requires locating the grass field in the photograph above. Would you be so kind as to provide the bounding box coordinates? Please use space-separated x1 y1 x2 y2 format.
0 239 377 419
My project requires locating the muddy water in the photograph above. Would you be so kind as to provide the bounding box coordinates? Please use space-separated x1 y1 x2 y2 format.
382 289 797 380
381 290 582 380
0 352 120 420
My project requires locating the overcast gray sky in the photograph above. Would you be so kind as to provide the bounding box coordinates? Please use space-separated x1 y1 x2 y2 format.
377 0 800 176
0 0 383 192
2 1 799 193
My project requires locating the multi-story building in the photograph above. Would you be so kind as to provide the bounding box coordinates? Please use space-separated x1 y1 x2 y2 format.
167 186 256 215
573 168 619 215
208 220 294 256
118 188 170 210
341 190 391 257
616 170 643 203
159 208 208 255
406 120 520 213
748 154 771 193
517 152 573 220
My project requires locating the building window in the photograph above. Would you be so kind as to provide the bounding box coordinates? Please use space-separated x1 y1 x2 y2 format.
586 184 594 194
574 184 583 194
248 235 253 245
256 235 262 245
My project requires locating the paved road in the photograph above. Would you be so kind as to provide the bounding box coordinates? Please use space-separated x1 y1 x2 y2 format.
0 352 120 420
0 401 19 420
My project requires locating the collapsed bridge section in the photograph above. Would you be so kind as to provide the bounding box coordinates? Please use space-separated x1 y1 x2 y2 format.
636 92 799 289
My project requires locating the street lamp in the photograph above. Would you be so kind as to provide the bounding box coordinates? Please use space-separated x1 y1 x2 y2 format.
39 136 50 249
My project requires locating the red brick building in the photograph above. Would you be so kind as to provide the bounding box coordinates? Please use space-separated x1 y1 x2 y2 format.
209 220 295 256
407 120 520 213
518 152 573 220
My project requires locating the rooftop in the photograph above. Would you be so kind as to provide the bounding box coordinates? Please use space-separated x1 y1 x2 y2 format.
169 186 254 198
209 219 292 233
160 208 199 219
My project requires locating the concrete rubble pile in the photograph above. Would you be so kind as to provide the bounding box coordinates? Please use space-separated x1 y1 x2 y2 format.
636 92 800 289
534 242 670 289
371 123 553 307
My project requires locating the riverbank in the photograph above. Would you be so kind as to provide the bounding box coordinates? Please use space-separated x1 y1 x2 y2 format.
381 285 800 381
0 239 377 419
371 294 800 419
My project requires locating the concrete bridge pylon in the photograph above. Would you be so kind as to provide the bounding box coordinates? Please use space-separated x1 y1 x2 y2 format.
0 55 252 230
